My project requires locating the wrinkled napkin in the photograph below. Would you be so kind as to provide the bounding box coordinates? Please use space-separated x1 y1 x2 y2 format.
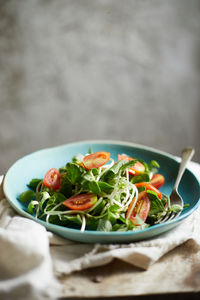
0 161 200 300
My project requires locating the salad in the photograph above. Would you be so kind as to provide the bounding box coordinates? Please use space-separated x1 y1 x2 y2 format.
19 150 183 232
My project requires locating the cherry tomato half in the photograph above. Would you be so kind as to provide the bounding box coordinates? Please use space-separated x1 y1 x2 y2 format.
43 168 61 190
63 193 97 211
83 151 110 170
118 154 145 175
150 174 165 189
135 182 162 199
126 191 150 225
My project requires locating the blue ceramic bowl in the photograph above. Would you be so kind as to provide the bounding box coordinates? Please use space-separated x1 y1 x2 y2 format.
3 140 200 243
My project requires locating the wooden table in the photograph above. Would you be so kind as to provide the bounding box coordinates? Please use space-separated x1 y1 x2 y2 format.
58 238 200 299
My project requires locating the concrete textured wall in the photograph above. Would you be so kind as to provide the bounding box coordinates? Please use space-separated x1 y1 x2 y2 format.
0 0 200 173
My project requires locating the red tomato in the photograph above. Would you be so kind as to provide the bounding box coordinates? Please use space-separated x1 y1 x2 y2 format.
83 151 110 170
126 191 150 225
43 168 61 190
135 182 162 199
118 154 145 175
63 193 97 210
150 174 165 189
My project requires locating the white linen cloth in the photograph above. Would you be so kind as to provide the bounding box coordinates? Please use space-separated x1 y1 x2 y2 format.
0 161 199 300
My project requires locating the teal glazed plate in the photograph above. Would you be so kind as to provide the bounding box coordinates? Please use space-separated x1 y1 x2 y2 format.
3 141 200 243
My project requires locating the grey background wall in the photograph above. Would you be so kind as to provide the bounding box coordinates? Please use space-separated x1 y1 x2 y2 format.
0 0 200 174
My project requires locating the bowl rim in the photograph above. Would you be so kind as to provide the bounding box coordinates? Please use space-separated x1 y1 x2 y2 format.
3 139 200 237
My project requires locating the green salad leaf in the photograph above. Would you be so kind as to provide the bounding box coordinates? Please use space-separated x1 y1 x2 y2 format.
147 190 165 216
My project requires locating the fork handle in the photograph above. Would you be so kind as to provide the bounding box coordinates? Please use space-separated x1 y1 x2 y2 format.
173 148 195 191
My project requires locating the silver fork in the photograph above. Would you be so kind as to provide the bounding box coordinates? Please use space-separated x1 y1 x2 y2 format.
156 148 195 224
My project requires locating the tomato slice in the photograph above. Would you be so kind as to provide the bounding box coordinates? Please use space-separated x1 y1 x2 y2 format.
150 174 165 189
63 193 97 210
118 154 145 175
126 191 150 225
83 151 110 170
43 168 61 190
135 182 162 199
